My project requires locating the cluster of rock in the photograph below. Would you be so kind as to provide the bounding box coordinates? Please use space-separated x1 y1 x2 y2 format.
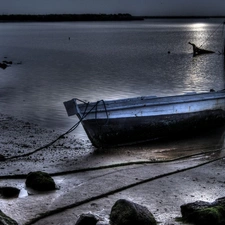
0 171 55 199
0 171 56 224
75 197 225 225
1 171 225 225
75 199 156 225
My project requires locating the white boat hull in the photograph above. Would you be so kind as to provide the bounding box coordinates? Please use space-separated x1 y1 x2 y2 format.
64 90 225 147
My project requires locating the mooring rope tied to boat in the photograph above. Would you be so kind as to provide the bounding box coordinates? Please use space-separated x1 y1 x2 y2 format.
3 99 107 160
94 100 109 126
2 98 225 165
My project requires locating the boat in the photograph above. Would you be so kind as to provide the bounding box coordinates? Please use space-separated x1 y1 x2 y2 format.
188 42 215 56
64 90 225 148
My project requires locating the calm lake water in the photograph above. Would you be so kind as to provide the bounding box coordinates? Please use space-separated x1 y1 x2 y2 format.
1 18 225 141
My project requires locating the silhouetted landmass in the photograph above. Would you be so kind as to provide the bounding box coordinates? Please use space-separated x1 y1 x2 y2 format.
143 16 225 19
0 14 224 22
0 14 144 22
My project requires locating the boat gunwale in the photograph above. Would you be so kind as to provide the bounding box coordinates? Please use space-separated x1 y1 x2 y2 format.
76 91 225 114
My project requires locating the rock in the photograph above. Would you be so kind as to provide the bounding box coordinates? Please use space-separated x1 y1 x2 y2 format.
181 200 212 219
180 197 225 225
2 60 12 64
0 154 6 161
25 171 56 191
75 213 98 225
215 196 225 206
110 199 156 225
0 62 7 69
0 210 18 225
0 187 20 198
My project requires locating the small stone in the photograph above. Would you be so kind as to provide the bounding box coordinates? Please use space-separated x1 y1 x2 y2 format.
0 154 6 161
75 213 98 225
0 187 20 198
0 62 7 69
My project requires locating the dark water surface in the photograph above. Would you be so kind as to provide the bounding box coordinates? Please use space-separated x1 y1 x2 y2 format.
0 18 225 144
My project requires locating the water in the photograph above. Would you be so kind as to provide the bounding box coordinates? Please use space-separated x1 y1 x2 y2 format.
0 18 225 139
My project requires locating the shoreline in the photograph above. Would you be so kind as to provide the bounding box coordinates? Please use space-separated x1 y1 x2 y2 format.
1 113 225 224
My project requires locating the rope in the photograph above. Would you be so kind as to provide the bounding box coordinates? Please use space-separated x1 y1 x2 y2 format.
95 99 109 126
23 152 225 225
222 22 225 54
3 99 107 161
199 21 224 49
1 145 224 179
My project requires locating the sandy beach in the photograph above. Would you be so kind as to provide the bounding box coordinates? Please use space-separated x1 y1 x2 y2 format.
1 113 225 225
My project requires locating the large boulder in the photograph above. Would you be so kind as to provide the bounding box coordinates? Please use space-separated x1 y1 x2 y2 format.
110 199 156 225
25 171 56 191
181 197 225 225
0 210 18 225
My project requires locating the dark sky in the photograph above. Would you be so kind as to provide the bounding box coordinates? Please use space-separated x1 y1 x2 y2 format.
1 0 225 16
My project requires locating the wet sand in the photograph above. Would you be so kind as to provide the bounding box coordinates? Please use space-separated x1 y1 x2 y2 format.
1 113 225 225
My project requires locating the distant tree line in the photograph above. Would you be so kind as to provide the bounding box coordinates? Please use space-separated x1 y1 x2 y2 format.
0 14 144 22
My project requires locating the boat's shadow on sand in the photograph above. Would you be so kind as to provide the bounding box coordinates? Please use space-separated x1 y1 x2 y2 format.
93 126 225 162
